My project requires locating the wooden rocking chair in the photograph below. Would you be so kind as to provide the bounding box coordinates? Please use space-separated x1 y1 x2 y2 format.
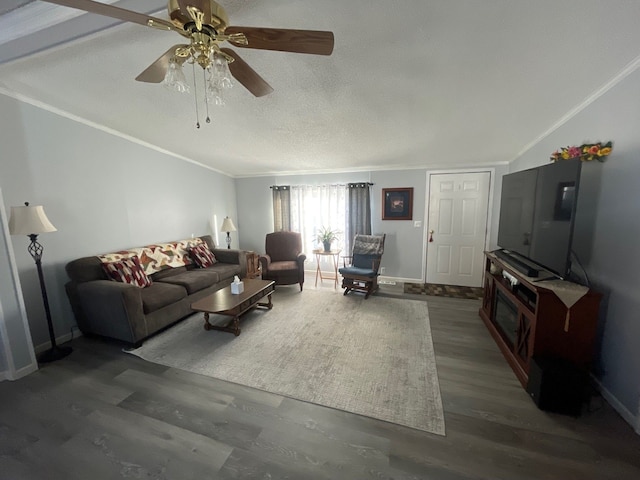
338 234 385 299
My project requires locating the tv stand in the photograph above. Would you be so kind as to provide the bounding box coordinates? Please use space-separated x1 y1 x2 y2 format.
479 251 601 388
494 249 539 277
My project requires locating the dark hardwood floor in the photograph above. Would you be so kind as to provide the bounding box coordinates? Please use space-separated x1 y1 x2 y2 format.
1 284 639 479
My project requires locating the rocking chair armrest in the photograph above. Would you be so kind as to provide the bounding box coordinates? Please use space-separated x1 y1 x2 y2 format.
372 258 381 271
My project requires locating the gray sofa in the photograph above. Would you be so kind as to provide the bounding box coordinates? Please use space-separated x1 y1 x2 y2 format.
65 235 246 346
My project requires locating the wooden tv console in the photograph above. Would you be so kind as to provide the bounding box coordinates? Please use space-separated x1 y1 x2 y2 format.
479 251 601 388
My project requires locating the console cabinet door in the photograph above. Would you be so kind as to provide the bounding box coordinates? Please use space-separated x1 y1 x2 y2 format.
515 310 535 372
482 276 494 319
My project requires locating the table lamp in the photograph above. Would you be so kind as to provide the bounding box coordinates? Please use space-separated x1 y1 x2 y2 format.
220 216 237 249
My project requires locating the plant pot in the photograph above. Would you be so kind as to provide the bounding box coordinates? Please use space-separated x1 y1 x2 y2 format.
323 241 331 252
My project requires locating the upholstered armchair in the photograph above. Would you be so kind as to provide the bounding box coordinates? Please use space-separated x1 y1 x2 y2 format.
259 231 306 291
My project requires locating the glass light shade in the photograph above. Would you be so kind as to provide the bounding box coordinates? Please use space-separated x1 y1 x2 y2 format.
208 52 233 90
206 82 225 105
220 217 237 232
9 205 57 235
163 58 190 94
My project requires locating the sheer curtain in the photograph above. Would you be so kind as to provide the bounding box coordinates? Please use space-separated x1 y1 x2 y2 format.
290 185 348 259
271 183 371 267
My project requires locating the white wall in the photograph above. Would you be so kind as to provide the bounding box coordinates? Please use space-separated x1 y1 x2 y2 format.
0 93 238 351
510 65 640 429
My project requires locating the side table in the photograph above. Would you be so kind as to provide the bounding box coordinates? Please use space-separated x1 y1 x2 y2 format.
313 249 341 288
245 251 262 279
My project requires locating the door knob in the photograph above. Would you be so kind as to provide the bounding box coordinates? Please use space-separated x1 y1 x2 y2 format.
429 230 434 242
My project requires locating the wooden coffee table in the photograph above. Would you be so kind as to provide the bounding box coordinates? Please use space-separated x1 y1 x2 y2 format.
190 278 275 336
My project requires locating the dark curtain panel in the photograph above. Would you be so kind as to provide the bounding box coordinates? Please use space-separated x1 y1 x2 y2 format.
347 182 372 253
272 186 291 231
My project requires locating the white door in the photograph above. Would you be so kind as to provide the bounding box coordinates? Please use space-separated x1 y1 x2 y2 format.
426 171 491 287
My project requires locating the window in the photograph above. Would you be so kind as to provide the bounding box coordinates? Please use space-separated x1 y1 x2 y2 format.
272 183 371 261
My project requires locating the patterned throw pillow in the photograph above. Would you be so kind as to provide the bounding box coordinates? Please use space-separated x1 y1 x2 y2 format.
101 255 153 288
190 243 217 268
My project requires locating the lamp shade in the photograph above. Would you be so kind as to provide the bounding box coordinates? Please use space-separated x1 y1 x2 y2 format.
220 217 237 232
9 204 57 235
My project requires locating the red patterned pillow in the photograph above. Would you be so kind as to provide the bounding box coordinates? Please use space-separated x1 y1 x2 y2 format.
190 243 217 268
102 255 153 288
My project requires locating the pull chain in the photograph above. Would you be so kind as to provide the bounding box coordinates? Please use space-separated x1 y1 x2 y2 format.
192 62 200 128
203 68 211 123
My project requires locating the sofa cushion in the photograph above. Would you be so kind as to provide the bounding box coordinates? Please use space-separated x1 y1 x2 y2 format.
156 269 220 295
151 265 187 281
267 260 299 272
209 262 242 282
102 256 153 288
140 282 188 314
190 243 217 268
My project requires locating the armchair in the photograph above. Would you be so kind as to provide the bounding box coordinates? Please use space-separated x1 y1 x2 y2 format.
259 231 306 291
339 234 385 298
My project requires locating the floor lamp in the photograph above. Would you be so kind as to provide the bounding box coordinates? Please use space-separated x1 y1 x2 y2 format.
9 202 72 363
220 216 237 249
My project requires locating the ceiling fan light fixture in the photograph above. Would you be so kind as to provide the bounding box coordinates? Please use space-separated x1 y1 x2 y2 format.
163 57 190 94
204 50 233 105
211 50 233 89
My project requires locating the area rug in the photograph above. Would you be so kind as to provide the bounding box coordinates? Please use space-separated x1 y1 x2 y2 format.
404 282 484 299
126 288 445 435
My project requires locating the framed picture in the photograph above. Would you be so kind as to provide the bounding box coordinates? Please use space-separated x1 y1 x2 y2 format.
382 187 413 220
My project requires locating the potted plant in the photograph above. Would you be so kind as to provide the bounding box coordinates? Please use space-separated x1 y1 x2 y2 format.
317 226 340 252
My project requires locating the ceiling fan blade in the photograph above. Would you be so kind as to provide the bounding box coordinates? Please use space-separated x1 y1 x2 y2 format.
225 27 334 55
41 0 179 32
221 48 274 97
135 45 189 83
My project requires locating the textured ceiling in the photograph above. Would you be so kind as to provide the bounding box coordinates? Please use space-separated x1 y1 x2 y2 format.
1 0 640 177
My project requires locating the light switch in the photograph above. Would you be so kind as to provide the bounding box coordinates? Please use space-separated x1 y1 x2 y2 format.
414 221 422 227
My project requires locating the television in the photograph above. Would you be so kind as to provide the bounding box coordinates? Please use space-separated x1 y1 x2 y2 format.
496 158 583 279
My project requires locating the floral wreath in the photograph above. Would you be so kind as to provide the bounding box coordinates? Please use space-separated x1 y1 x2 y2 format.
550 141 613 163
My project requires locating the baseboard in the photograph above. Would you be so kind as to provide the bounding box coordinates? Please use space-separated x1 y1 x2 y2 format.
592 375 640 435
33 330 81 354
380 276 423 284
304 271 422 286
1 361 38 381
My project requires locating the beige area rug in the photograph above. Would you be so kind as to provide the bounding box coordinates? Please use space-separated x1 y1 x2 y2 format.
126 288 445 435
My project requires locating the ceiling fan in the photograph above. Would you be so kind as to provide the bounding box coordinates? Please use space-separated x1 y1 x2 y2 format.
40 0 335 99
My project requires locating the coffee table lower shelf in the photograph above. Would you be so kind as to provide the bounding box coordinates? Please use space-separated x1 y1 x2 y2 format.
191 279 276 336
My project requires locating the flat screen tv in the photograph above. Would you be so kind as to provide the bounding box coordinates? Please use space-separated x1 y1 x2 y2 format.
497 158 583 279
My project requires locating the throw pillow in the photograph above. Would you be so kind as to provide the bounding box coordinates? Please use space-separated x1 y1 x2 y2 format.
190 243 217 268
102 255 153 288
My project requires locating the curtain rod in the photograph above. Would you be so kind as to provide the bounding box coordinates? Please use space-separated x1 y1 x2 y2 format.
270 182 374 189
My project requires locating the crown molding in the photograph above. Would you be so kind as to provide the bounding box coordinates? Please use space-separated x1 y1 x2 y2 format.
0 1 118 46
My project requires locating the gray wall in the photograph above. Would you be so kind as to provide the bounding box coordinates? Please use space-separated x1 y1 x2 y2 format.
509 67 640 423
0 93 238 350
237 170 429 281
237 166 507 283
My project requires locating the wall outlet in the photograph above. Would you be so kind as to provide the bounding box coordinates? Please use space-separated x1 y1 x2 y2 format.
380 267 386 274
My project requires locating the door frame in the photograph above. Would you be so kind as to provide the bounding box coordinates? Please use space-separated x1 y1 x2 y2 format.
422 168 496 283
0 188 38 381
